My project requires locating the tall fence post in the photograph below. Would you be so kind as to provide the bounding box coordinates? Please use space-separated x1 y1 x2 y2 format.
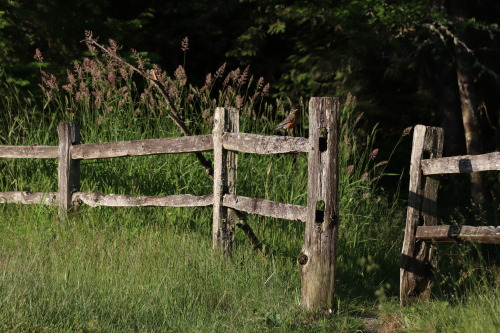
212 107 239 255
298 97 340 310
58 122 80 216
400 125 443 306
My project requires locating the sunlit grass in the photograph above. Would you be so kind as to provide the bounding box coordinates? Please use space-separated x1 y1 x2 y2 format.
0 55 498 331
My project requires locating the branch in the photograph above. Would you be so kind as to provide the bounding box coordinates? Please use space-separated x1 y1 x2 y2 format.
83 31 214 177
81 31 260 249
425 23 500 83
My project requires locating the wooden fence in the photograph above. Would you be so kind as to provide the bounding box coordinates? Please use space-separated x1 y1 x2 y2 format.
0 96 340 311
400 125 500 306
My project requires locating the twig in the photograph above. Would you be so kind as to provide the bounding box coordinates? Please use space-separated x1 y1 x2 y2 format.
83 31 214 177
82 31 261 251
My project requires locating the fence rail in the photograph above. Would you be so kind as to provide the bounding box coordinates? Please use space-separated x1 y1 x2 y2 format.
400 124 500 306
0 145 58 158
421 151 500 175
0 191 58 205
0 97 340 311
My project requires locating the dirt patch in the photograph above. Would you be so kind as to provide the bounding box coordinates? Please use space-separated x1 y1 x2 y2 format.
360 316 378 333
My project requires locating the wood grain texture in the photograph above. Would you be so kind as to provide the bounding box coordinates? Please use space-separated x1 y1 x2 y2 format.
0 191 57 205
58 122 80 214
71 135 213 160
212 107 238 254
299 97 340 310
421 151 500 175
0 145 58 158
72 192 213 207
400 125 443 306
222 133 308 154
223 194 307 222
416 225 500 244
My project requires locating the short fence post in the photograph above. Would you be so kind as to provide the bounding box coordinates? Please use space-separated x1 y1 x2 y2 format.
298 97 340 310
212 107 239 256
58 122 80 216
400 125 443 306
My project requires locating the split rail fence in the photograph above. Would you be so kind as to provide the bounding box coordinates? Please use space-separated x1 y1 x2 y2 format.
0 96 340 311
400 124 500 306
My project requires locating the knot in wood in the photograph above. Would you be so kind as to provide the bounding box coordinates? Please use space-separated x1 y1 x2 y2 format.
298 252 308 265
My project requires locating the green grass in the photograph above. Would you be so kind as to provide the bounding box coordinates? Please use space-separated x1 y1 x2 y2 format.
0 205 367 332
0 59 498 332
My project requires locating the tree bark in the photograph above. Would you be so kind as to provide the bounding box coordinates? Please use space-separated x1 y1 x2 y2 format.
449 0 486 206
431 50 464 157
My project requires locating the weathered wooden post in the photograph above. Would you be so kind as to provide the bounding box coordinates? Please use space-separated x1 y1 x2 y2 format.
298 97 340 310
212 107 239 256
58 122 80 216
400 125 443 306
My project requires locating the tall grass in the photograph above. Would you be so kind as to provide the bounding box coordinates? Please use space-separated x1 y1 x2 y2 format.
0 39 498 332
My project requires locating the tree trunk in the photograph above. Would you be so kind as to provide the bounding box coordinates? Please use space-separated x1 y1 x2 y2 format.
432 51 464 157
449 0 486 205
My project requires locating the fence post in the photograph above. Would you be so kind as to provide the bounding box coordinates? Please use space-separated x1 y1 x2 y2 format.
58 122 80 216
298 97 340 310
400 125 443 306
212 107 239 256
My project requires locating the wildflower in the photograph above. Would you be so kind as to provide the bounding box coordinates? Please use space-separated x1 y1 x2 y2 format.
74 63 84 78
75 81 90 101
236 95 243 108
67 70 77 86
215 63 226 78
119 66 129 80
93 90 103 107
347 165 355 174
403 126 413 136
370 148 379 160
33 49 43 63
256 76 264 90
169 86 179 99
41 71 58 90
262 83 270 96
181 36 189 52
237 65 250 87
174 65 187 86
132 49 144 70
107 65 117 85
362 193 370 199
201 73 212 92
108 39 121 56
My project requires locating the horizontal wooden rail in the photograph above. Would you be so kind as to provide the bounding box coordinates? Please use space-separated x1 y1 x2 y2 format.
0 191 58 205
71 135 213 160
416 225 500 244
0 145 58 158
222 133 308 154
223 194 307 222
421 151 500 175
72 192 214 207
